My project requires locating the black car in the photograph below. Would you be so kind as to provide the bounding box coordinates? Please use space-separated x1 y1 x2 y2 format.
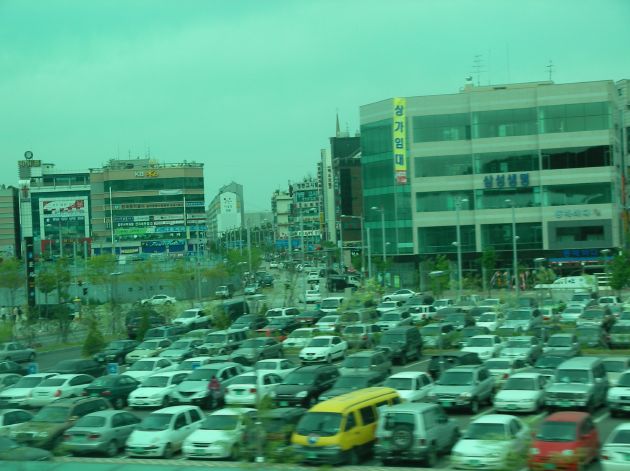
428 351 482 379
260 274 274 287
258 317 301 337
230 314 268 331
0 360 27 376
93 340 140 365
46 359 106 377
125 308 165 339
0 436 52 461
273 365 339 408
576 325 609 348
295 310 325 326
457 326 491 347
318 372 384 401
83 374 140 409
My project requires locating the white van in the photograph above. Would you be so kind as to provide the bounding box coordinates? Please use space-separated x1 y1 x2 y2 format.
320 296 345 314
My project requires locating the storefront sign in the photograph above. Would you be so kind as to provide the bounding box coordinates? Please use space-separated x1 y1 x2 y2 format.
392 97 407 184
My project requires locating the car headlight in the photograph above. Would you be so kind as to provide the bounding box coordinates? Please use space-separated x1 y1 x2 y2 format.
530 448 540 455
36 431 49 438
269 391 276 398
459 392 472 398
296 391 308 398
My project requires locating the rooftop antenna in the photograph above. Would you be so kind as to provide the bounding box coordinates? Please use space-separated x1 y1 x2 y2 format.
335 109 340 137
546 60 554 81
472 54 485 86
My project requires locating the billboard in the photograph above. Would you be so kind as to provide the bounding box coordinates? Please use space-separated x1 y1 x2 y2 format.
393 97 407 184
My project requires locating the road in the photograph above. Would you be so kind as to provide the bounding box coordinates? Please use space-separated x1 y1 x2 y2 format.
35 265 616 469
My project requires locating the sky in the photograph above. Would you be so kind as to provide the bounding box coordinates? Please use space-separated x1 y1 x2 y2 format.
1 0 629 211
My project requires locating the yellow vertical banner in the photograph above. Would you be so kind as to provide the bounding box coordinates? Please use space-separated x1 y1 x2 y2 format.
392 97 407 184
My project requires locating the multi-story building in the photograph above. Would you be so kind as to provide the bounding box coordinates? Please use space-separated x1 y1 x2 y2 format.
0 186 20 258
90 158 205 257
291 177 321 251
207 181 245 247
271 190 293 250
360 79 628 276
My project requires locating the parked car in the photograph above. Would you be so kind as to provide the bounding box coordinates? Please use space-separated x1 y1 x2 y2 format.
444 311 476 330
500 336 542 363
171 362 247 409
271 364 339 407
529 412 599 470
0 360 27 376
576 325 610 348
125 339 173 364
377 310 412 331
143 325 188 342
224 371 283 406
428 365 495 413
182 407 257 460
379 326 423 365
126 312 166 339
577 307 615 330
531 354 568 382
258 317 301 339
606 369 630 416
141 294 176 306
0 342 35 363
27 374 95 407
493 372 547 413
376 300 404 315
254 358 297 379
0 408 33 433
375 402 459 467
457 326 491 348
461 335 504 361
9 396 110 449
46 359 105 377
294 310 324 326
452 414 530 470
215 285 234 299
0 436 52 461
544 356 609 411
128 371 190 409
83 374 140 409
342 323 381 348
282 328 318 349
229 314 268 331
304 289 322 304
339 350 392 380
600 423 630 471
125 405 204 458
319 296 344 314
0 373 58 408
63 410 141 457
158 339 203 362
0 374 22 393
608 321 630 348
172 309 210 330
122 358 176 382
559 305 584 323
244 407 306 460
315 315 342 333
421 322 456 348
244 283 260 295
383 371 433 403
93 340 140 365
382 289 416 302
484 357 528 388
602 357 630 386
427 351 482 379
543 333 581 357
299 335 347 364
228 337 283 365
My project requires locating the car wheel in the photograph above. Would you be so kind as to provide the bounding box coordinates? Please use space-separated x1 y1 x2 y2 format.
105 440 118 457
161 396 170 407
230 444 240 461
391 424 414 451
424 448 438 467
346 448 359 465
113 397 125 409
470 399 479 414
326 355 332 364
163 443 173 459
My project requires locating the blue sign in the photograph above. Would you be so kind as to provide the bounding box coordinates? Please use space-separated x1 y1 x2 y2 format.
191 361 201 370
107 363 119 375
483 173 530 189
27 362 38 375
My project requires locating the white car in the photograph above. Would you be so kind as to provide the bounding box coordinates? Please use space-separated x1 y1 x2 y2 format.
376 310 412 331
254 358 297 379
0 373 57 408
172 309 210 329
383 371 433 402
560 305 584 322
128 371 190 409
315 315 341 333
606 369 630 417
304 289 322 304
376 301 403 315
126 339 172 364
0 374 22 393
158 339 203 363
319 296 344 314
476 312 501 331
433 298 455 310
123 358 177 382
182 408 257 460
224 371 283 406
602 357 630 386
282 328 318 349
451 414 530 470
141 294 176 306
600 423 630 471
461 335 504 361
493 372 547 413
126 405 204 458
382 289 416 302
306 271 320 283
176 356 214 372
484 357 529 387
269 261 279 269
299 335 347 364
27 374 95 407
0 408 33 433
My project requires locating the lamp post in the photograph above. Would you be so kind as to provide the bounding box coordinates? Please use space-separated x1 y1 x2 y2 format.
601 249 611 291
341 214 366 277
371 206 386 263
454 197 468 302
506 199 519 298
534 257 546 305
338 217 344 272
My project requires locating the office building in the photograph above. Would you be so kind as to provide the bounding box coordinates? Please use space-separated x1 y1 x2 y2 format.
207 181 245 246
0 186 20 259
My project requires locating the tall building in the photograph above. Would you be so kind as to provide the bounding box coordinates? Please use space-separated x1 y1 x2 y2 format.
291 177 322 251
207 182 245 245
271 190 292 249
90 158 205 256
360 79 628 275
0 186 20 259
318 149 335 242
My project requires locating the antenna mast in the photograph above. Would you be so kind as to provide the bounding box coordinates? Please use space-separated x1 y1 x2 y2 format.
546 60 554 81
472 54 485 86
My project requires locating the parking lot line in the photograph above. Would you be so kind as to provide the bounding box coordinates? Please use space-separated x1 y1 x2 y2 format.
593 411 609 423
405 358 429 369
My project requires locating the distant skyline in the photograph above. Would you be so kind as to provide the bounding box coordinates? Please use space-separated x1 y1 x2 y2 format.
1 0 628 210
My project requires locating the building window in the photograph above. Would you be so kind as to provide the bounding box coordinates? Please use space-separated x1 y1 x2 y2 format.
542 146 611 169
539 102 610 134
418 225 476 253
544 183 612 206
556 226 604 242
412 113 471 143
363 160 393 190
481 223 543 250
414 154 473 177
475 187 539 209
475 150 539 174
361 119 392 156
415 191 474 213
472 108 537 138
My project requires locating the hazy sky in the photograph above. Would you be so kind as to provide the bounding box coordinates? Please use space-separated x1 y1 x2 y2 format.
1 0 628 210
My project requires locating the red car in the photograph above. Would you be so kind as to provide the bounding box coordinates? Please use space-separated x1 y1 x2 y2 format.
529 411 600 470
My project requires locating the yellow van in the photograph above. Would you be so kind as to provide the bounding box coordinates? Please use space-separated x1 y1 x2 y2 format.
291 387 400 464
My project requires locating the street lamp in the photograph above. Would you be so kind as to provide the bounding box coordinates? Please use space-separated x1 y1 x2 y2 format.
454 197 468 302
371 206 386 263
341 214 366 277
601 249 611 290
505 199 519 298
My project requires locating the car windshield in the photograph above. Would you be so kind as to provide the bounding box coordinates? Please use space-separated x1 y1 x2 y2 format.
506 340 530 348
138 341 160 349
608 429 630 444
421 326 440 335
603 360 626 373
485 360 511 370
14 377 44 388
341 357 371 368
535 356 565 369
555 369 590 384
548 337 571 347
437 371 473 386
142 376 169 388
54 360 79 370
308 338 331 347
74 415 106 428
40 378 66 387
383 412 415 430
128 361 156 371
256 361 278 370
319 316 338 323
186 369 218 381
241 339 266 348
283 372 314 386
343 326 364 334
536 421 577 441
333 376 370 388
107 341 128 349
201 415 239 430
204 334 226 344
320 300 340 309
296 412 341 437
137 413 172 431
503 378 536 390
230 375 256 385
464 422 507 440
32 406 70 423
379 302 397 309
384 377 414 390
289 330 313 338
89 376 118 387
617 373 630 387
170 341 191 349
506 311 531 321
467 337 493 347
381 334 406 344
382 313 401 321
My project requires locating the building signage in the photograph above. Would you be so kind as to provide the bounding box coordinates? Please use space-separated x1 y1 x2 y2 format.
392 97 407 184
42 198 87 216
18 159 42 168
483 173 530 189
554 208 601 219
561 249 600 259
134 170 159 178
295 230 321 237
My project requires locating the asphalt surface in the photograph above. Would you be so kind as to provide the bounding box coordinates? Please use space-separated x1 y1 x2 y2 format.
34 266 618 470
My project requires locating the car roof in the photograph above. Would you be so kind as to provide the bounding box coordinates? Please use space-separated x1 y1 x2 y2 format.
80 410 125 418
545 411 589 422
381 402 439 413
473 414 517 424
210 407 257 416
294 364 334 372
508 372 543 380
198 362 241 370
388 371 427 379
149 371 188 378
46 373 89 380
346 350 382 358
153 405 200 414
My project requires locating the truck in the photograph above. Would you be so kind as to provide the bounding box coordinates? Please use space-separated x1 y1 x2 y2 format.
326 274 361 292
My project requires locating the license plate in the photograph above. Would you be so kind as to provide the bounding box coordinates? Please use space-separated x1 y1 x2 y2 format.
307 452 317 459
468 459 480 466
559 401 571 407
625 455 630 461
441 401 452 407
279 401 289 406
90 393 99 397
506 404 517 409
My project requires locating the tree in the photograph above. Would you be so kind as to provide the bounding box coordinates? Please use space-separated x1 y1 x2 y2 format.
0 258 24 308
85 254 117 296
126 260 161 297
136 311 151 341
426 255 450 298
480 247 497 295
609 251 630 295
35 265 58 318
82 315 106 357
